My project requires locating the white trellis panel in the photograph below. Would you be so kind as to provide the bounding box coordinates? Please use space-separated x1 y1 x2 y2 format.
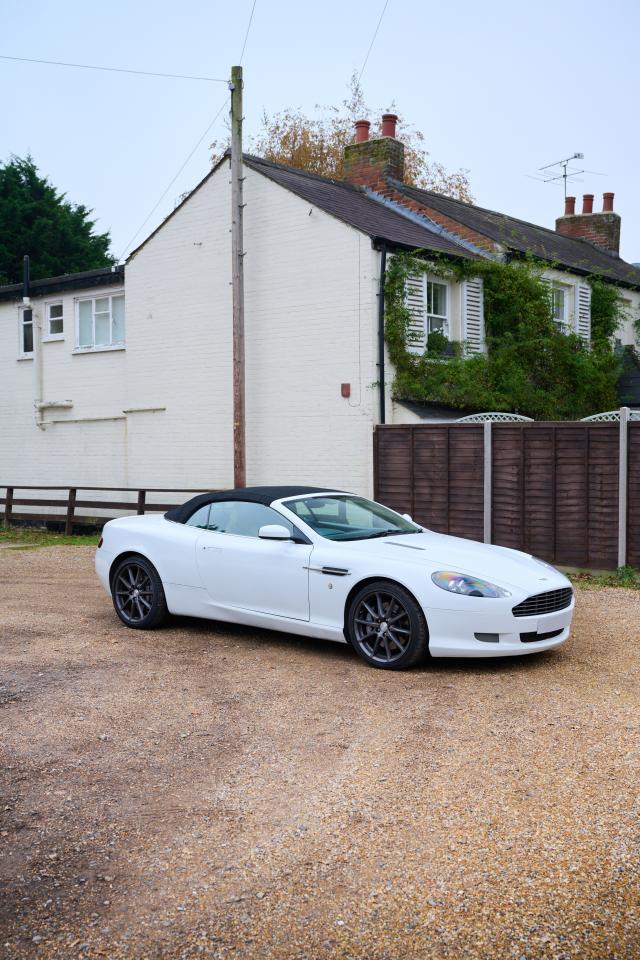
456 412 533 423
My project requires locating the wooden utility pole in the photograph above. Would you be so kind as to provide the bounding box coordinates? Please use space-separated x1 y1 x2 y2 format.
230 64 246 487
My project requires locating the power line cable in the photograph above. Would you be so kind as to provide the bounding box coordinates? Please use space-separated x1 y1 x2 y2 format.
115 0 258 261
0 53 227 82
239 0 258 64
117 97 229 261
357 0 390 82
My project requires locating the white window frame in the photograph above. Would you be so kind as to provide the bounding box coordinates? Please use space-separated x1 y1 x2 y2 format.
17 305 34 360
43 300 65 342
73 291 125 353
404 273 452 356
550 283 573 334
425 277 450 340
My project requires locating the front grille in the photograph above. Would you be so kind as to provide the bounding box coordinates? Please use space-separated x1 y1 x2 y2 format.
512 587 573 619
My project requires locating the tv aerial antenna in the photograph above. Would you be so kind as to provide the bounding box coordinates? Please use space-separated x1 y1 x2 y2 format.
537 153 585 197
527 152 606 198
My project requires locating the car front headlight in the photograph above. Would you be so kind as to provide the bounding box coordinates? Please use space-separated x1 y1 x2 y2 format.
431 571 511 598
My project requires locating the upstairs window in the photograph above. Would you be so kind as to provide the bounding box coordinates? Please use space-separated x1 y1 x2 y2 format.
547 282 576 335
19 307 34 358
76 293 125 350
46 302 64 339
551 286 567 330
405 273 450 354
426 280 448 337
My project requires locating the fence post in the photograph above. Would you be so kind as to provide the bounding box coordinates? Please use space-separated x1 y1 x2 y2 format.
65 488 77 536
137 490 146 515
4 487 13 527
483 421 492 543
618 407 630 568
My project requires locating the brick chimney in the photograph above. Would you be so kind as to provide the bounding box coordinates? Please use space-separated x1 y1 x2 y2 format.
555 192 621 256
343 114 405 190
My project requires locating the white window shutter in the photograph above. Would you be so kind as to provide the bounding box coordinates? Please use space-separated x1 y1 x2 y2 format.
404 273 426 354
576 283 592 342
462 276 485 354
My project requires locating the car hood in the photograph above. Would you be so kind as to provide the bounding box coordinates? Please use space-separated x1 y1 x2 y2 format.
339 530 570 592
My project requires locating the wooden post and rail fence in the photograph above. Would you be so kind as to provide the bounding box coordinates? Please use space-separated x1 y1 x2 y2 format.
0 487 209 537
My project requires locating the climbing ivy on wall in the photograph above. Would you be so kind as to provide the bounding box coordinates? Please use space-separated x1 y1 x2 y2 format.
384 251 626 420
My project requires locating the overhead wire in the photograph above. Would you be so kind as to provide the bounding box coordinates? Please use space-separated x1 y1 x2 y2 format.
0 53 227 82
239 0 258 64
357 0 390 82
117 97 229 261
117 0 258 261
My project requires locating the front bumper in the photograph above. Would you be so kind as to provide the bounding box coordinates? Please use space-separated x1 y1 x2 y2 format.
425 598 574 658
95 546 114 596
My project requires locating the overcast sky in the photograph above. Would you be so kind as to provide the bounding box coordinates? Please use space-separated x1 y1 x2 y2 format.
2 0 639 263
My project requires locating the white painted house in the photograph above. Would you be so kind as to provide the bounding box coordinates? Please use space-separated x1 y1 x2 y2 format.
2 115 639 507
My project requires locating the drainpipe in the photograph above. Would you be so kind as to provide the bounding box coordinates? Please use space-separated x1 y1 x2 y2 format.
377 243 387 424
23 256 42 428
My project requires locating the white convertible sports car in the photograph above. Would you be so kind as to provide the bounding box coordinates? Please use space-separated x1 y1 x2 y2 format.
95 486 574 670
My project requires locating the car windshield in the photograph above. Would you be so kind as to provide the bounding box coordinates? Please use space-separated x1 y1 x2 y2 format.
283 494 421 542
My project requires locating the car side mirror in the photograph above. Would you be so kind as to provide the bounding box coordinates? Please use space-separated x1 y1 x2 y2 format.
258 524 292 541
402 513 413 522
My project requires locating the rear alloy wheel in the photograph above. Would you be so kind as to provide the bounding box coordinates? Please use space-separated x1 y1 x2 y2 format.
111 556 168 630
347 580 429 670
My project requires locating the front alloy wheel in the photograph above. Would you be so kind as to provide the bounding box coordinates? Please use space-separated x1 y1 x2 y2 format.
111 555 168 630
347 580 428 670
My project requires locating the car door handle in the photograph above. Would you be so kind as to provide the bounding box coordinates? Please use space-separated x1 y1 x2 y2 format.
304 565 351 576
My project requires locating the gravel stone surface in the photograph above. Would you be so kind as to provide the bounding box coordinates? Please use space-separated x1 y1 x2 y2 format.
1 546 639 959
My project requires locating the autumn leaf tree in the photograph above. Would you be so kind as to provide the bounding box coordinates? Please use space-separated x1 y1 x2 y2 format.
212 75 473 202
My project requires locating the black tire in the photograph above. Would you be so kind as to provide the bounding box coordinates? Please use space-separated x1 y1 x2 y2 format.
111 555 168 630
347 580 429 670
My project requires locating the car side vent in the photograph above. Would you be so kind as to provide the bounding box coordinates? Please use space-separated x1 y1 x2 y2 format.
512 587 573 618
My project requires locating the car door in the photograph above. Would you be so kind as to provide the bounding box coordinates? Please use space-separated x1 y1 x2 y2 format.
194 500 312 621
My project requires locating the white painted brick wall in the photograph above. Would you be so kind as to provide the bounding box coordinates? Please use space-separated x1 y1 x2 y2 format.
0 162 382 501
5 161 635 504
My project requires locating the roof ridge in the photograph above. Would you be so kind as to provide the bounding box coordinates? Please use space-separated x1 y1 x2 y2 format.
390 179 638 270
244 153 362 193
392 179 574 242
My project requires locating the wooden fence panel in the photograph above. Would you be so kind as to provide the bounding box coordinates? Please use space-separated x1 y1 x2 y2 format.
412 426 449 533
586 425 619 568
375 425 484 540
375 420 633 570
448 426 484 542
491 425 525 551
628 424 640 568
374 426 413 517
522 426 556 562
554 425 590 567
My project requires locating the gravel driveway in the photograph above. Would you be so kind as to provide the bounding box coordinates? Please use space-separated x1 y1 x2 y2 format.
1 546 639 959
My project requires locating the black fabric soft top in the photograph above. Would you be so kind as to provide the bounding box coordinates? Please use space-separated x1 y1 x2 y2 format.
164 486 337 524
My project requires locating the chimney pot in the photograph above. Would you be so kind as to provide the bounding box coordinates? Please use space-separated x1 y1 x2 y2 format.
582 193 594 215
381 113 398 139
354 119 370 143
564 196 576 216
603 191 614 212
